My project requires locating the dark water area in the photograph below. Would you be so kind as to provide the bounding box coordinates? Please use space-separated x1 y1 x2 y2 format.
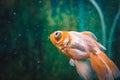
0 0 120 80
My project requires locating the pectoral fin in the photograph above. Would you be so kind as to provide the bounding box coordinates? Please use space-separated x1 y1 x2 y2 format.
69 59 75 66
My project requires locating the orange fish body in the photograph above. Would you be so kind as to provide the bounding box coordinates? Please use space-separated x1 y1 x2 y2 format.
50 31 120 80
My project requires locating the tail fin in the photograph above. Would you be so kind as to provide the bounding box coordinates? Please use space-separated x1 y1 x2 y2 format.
100 52 120 78
74 59 94 80
90 52 120 80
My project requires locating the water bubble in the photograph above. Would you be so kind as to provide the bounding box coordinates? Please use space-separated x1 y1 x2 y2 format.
39 0 42 3
47 36 50 40
18 34 22 37
26 29 29 32
36 24 40 28
13 12 16 15
37 60 40 63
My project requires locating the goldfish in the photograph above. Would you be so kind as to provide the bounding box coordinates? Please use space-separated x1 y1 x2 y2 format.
50 31 120 80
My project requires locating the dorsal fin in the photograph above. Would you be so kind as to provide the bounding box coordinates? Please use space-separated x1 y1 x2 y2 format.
81 31 97 40
81 31 106 50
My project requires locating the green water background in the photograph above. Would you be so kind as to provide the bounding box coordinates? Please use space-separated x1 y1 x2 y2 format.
0 0 120 80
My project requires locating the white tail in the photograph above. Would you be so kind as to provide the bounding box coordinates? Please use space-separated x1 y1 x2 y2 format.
74 59 94 80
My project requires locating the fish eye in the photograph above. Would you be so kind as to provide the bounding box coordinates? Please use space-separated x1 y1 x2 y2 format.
54 31 62 39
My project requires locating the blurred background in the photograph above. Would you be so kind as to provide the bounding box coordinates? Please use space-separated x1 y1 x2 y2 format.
0 0 120 80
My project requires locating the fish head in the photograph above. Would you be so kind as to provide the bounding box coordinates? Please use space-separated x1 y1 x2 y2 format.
50 31 62 45
50 31 70 49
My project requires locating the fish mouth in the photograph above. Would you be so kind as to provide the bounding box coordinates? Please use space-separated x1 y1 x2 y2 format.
49 34 53 41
